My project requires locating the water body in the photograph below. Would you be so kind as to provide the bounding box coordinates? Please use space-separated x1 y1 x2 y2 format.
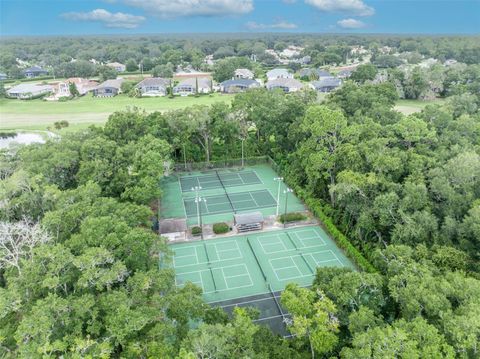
0 132 47 149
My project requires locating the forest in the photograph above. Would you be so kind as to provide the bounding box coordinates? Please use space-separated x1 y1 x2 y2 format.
1 76 479 357
1 34 479 80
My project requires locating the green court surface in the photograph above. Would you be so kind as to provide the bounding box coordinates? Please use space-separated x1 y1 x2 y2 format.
160 164 305 226
179 170 262 192
169 225 356 303
184 189 277 217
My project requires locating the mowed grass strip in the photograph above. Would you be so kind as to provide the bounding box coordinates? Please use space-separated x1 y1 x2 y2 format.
0 94 234 131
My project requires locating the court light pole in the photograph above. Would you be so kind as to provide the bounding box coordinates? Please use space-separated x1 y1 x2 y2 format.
191 186 202 226
197 197 207 240
274 177 284 217
283 188 293 228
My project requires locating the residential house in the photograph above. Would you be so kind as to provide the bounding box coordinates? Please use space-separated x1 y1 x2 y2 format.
46 78 98 101
444 59 458 66
266 68 293 81
173 77 212 96
266 78 304 93
136 77 171 97
298 68 315 79
106 62 126 72
23 66 48 78
220 79 260 93
7 83 53 99
204 55 214 66
92 78 124 97
317 70 333 80
296 56 311 65
234 68 254 79
46 82 70 101
173 70 212 81
0 73 7 80
68 78 98 95
311 78 342 93
337 70 352 79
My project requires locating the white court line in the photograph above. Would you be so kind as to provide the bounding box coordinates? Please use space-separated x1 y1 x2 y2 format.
219 295 281 308
221 263 253 290
173 254 196 268
215 240 240 253
213 242 242 261
269 257 302 282
248 191 261 207
195 247 200 264
310 251 344 267
221 267 229 290
290 229 327 248
257 235 287 254
203 263 253 294
175 272 203 289
173 244 241 268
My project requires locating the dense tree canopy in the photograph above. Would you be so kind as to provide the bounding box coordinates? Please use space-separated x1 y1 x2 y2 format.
1 59 479 357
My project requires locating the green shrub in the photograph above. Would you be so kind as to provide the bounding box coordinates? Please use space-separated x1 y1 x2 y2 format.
213 222 230 234
279 212 307 223
191 226 202 236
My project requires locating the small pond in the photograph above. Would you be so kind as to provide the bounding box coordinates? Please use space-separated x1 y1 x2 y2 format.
0 132 46 149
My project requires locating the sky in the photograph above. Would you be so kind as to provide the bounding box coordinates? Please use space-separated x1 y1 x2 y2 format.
0 0 479 36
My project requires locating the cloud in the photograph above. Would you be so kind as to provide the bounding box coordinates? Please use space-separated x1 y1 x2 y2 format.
123 0 254 18
61 9 145 28
245 21 298 30
337 18 366 28
305 0 374 16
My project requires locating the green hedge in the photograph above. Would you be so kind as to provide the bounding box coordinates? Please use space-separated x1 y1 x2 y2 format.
213 222 230 234
191 226 202 236
279 212 307 223
294 187 376 273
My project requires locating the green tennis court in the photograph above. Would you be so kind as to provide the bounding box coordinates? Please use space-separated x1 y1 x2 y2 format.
160 163 306 226
183 189 277 217
169 225 355 303
179 170 262 192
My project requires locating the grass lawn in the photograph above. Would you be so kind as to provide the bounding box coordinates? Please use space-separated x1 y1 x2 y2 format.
0 93 234 131
394 98 445 115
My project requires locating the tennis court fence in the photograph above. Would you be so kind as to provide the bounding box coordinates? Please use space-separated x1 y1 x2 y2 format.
173 156 283 173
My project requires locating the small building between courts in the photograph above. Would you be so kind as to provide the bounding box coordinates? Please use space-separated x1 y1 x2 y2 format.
234 212 264 232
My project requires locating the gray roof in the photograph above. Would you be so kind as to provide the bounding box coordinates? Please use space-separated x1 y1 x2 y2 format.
337 69 352 77
175 77 211 88
234 212 264 225
23 66 47 73
136 77 170 88
267 68 291 77
267 78 304 89
311 77 342 89
96 78 124 90
298 68 314 77
235 68 254 77
317 70 332 77
221 79 259 87
7 83 53 94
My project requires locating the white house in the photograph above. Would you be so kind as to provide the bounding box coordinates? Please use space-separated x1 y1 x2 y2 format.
46 78 98 101
220 79 260 93
234 68 254 79
266 78 304 93
93 78 124 97
7 83 53 99
266 68 293 81
136 77 171 97
106 62 126 72
173 77 212 96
